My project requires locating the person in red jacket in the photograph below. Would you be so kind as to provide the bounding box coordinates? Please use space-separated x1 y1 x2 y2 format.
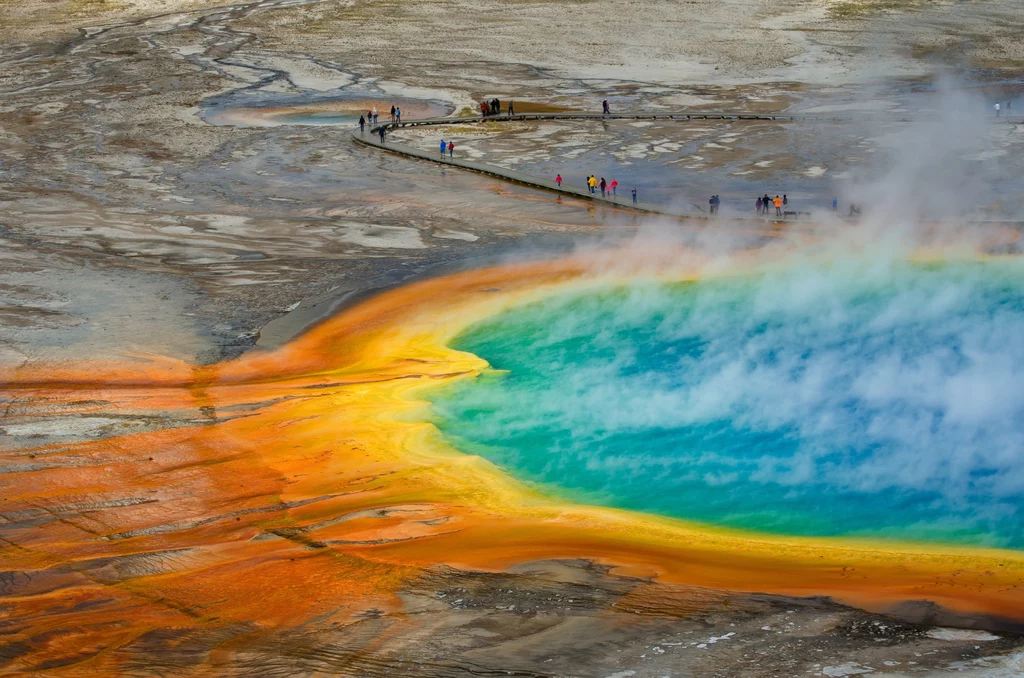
555 174 562 187
610 178 618 196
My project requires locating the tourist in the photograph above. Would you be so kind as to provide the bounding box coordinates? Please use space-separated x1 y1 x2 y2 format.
756 197 762 214
372 106 378 124
588 175 597 194
508 100 515 116
440 139 446 158
449 141 454 158
602 99 610 115
600 177 607 197
493 98 500 115
774 195 782 217
359 115 365 133
995 102 1001 117
379 126 386 143
610 178 618 196
709 195 715 214
783 194 788 209
396 107 401 123
763 194 771 215
832 196 838 212
632 187 637 204
390 105 396 122
556 173 562 187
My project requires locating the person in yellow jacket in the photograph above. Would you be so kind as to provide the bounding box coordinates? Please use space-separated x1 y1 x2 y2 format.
588 175 597 194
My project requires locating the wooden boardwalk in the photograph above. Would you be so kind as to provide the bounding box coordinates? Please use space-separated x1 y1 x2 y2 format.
350 110 1024 222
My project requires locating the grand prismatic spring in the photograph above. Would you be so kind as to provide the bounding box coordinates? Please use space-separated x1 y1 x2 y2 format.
5 0 1024 675
5 246 1024 674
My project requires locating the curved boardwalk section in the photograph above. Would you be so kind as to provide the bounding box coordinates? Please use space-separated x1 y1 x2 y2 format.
351 110 1024 222
351 110 846 219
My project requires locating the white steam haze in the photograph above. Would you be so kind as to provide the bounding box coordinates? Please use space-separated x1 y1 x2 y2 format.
620 74 1024 253
437 77 1024 545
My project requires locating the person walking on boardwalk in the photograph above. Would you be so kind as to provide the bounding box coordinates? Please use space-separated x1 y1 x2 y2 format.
390 105 396 122
832 196 838 212
763 194 771 215
359 115 365 133
632 187 637 204
783 194 788 210
995 102 1001 118
610 178 618 196
448 141 455 158
440 139 447 158
599 177 607 197
395 107 401 123
372 106 378 123
508 101 515 116
602 99 610 115
379 126 386 143
480 101 488 117
556 173 562 187
774 195 782 217
756 196 762 214
588 175 597 194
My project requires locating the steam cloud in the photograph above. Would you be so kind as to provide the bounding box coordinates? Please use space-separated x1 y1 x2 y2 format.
432 77 1024 547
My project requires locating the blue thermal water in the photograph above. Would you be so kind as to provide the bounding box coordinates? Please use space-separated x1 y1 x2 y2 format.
430 260 1024 548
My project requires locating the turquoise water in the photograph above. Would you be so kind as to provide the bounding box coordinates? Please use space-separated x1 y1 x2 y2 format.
430 260 1024 548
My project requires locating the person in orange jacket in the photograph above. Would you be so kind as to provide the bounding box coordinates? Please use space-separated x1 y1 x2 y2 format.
773 195 783 217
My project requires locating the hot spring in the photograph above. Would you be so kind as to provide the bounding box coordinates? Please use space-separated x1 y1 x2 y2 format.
430 258 1024 549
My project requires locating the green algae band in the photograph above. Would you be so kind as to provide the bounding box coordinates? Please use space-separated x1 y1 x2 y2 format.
431 259 1024 549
